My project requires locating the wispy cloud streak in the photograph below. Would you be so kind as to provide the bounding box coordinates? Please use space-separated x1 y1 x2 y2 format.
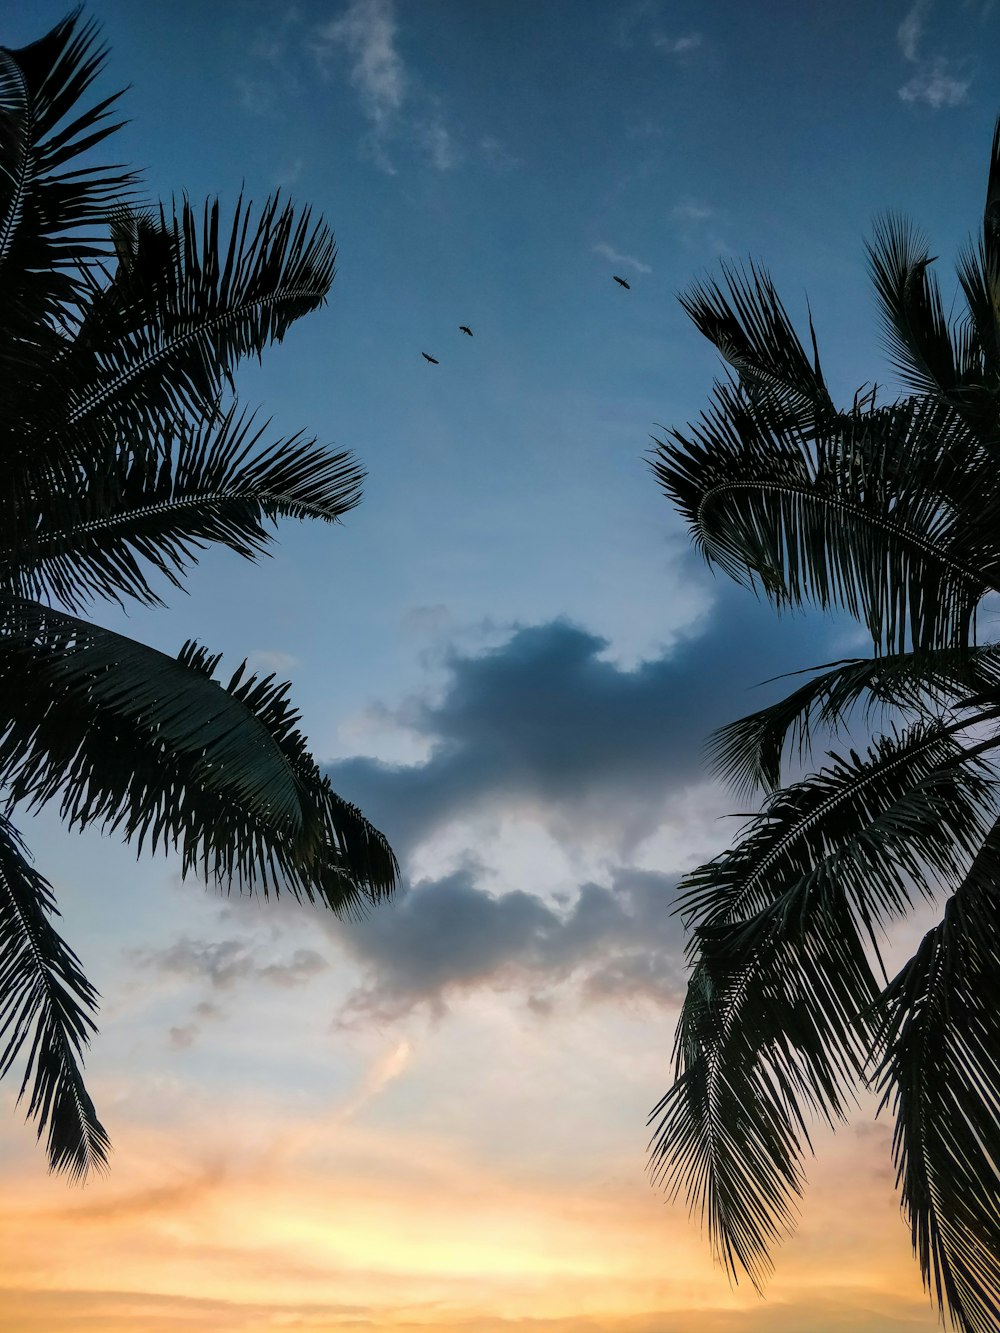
592 242 652 274
314 0 459 173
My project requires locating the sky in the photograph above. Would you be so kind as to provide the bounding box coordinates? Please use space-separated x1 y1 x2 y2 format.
1 1 998 1330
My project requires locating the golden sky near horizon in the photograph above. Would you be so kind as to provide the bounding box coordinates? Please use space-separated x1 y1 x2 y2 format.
0 953 944 1333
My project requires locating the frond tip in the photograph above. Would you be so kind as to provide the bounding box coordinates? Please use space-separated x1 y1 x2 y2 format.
0 813 108 1179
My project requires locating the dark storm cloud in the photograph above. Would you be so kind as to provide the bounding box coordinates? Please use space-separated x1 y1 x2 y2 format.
325 591 850 858
332 865 687 1025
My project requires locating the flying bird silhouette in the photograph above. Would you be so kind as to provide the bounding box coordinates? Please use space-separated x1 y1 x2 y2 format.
459 325 473 336
613 275 631 289
422 352 440 364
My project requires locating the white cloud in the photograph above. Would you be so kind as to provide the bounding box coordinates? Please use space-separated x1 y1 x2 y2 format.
896 0 971 108
898 59 971 107
591 242 652 274
653 32 702 55
247 648 300 675
897 0 929 61
670 197 714 223
417 117 460 171
315 0 460 173
319 0 406 133
479 136 522 172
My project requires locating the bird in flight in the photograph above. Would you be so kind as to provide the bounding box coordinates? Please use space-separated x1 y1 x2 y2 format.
613 275 631 289
422 352 440 364
459 325 473 336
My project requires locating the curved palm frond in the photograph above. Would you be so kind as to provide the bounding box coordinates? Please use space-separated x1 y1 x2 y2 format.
955 119 1000 409
0 10 135 515
653 386 999 652
0 598 397 906
9 406 365 608
866 214 960 400
0 10 132 323
709 643 1000 796
58 193 336 445
0 811 108 1179
872 820 1000 1333
679 262 835 432
650 723 997 1288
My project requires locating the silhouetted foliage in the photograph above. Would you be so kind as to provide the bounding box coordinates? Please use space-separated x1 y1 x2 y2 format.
650 120 1000 1333
0 10 398 1179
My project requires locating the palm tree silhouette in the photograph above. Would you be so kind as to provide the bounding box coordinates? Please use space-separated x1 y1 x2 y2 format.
0 12 398 1180
650 120 1000 1333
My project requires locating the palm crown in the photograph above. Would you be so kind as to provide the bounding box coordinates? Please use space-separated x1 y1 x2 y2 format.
650 122 1000 1333
0 12 398 1181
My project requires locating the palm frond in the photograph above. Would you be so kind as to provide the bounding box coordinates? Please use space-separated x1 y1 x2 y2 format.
0 810 108 1179
650 723 997 1287
0 597 397 908
709 644 1000 796
866 215 961 399
59 193 336 442
872 819 1000 1333
653 387 998 653
9 406 364 609
0 10 132 330
680 262 834 431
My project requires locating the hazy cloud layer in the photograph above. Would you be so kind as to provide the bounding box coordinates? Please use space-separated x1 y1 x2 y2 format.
333 865 686 1024
326 594 847 860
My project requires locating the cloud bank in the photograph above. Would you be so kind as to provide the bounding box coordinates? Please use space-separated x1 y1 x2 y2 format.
325 595 847 860
333 865 686 1024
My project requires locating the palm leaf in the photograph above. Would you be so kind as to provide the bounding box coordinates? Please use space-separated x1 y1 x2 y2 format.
679 262 834 431
0 597 397 907
0 10 131 318
58 193 336 444
866 214 962 401
9 406 365 609
0 810 108 1179
872 819 1000 1333
653 386 998 652
709 644 1000 796
650 723 997 1287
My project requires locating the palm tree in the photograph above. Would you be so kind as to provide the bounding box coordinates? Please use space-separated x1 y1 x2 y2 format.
0 12 398 1181
649 121 1000 1333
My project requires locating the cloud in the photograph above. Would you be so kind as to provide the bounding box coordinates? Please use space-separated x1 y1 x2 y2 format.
314 0 459 173
897 0 929 61
416 116 460 171
653 33 702 55
318 0 406 132
592 242 653 274
671 198 714 224
233 6 305 117
247 648 300 675
135 938 330 1045
138 937 330 991
898 59 971 107
332 864 685 1024
324 593 844 861
896 0 971 107
336 1039 413 1119
479 136 522 172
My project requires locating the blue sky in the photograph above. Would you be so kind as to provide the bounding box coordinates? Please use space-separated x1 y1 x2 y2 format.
1 3 999 1331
